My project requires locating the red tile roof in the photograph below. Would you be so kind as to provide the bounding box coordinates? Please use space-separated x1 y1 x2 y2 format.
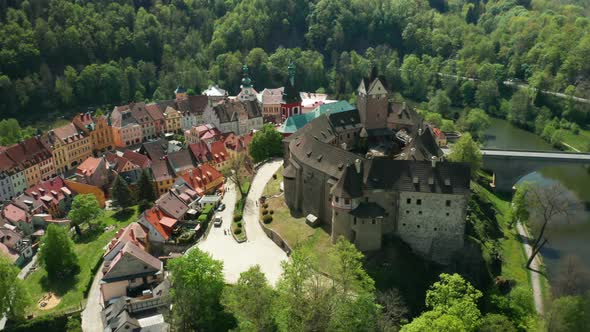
181 164 224 195
76 157 102 177
151 160 174 182
209 141 228 164
155 192 189 220
52 123 87 143
145 103 165 121
25 177 74 207
108 222 149 252
2 204 28 224
143 208 172 240
188 142 211 164
3 137 52 169
122 150 151 168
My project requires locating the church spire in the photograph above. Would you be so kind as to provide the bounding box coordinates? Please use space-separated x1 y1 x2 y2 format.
288 61 295 87
241 64 252 88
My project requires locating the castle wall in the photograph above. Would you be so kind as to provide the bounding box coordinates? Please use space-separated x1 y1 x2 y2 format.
351 216 383 251
396 191 467 264
363 191 398 234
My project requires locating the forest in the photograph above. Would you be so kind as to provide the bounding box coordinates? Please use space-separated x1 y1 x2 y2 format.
0 0 589 136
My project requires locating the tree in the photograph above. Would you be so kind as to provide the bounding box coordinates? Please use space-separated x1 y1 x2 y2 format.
428 90 452 117
168 248 226 331
221 265 275 332
511 182 530 224
223 153 253 197
508 90 534 128
521 183 576 269
475 80 499 113
38 224 79 281
460 108 491 139
479 314 516 332
547 294 590 332
447 133 482 177
249 123 283 163
401 273 483 332
135 169 156 203
0 256 29 320
67 194 103 233
273 238 379 332
377 289 409 332
110 175 134 208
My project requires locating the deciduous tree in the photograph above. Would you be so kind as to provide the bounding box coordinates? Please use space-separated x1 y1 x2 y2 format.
221 265 275 332
0 256 29 320
110 175 134 208
67 194 103 233
38 224 79 281
135 169 156 203
447 133 482 176
168 248 226 332
249 123 283 163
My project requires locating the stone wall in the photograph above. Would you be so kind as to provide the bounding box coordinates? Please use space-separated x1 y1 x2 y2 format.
396 191 467 263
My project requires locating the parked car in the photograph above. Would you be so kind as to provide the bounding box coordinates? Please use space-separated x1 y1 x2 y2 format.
217 203 226 212
213 216 223 227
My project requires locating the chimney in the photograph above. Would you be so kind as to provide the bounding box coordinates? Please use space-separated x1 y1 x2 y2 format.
431 156 437 168
354 159 362 174
418 128 423 136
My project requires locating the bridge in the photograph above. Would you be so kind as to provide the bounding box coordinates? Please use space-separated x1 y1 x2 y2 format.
442 148 590 192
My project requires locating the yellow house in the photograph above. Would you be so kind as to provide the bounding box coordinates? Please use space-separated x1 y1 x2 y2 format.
4 137 55 187
163 106 182 134
73 113 115 153
42 123 92 173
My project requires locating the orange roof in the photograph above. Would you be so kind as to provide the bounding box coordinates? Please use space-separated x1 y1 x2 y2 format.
2 204 28 224
76 157 102 176
210 141 228 163
181 164 224 194
160 216 178 229
143 208 172 240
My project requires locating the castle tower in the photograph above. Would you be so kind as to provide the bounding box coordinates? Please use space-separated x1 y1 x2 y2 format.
281 61 302 120
356 76 389 130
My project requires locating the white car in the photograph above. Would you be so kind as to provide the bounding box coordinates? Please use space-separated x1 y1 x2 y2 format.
213 216 223 227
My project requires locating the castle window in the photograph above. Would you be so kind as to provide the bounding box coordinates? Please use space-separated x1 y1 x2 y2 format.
407 198 411 204
417 199 422 205
345 199 350 205
418 211 422 215
405 210 409 214
402 223 406 226
335 197 339 203
335 212 338 216
353 218 357 225
365 197 369 203
434 227 438 231
446 212 450 216
372 219 376 224
417 225 420 228
446 200 451 207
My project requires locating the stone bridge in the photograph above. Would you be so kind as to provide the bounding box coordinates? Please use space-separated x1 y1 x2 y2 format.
443 148 590 191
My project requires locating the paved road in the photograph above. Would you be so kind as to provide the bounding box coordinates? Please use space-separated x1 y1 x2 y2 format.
516 222 544 315
81 263 104 332
442 148 590 160
196 160 287 285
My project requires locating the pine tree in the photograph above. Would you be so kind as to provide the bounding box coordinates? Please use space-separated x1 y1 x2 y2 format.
136 169 156 202
110 175 134 208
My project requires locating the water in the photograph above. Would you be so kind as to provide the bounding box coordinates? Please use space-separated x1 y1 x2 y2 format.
483 118 590 281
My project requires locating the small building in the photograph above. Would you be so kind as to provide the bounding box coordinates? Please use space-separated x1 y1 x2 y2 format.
110 108 143 148
76 156 111 189
202 85 228 104
0 227 33 266
100 241 164 304
209 141 229 170
258 87 284 123
151 160 175 196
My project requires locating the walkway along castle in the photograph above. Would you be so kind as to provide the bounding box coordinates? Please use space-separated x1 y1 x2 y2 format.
282 76 471 264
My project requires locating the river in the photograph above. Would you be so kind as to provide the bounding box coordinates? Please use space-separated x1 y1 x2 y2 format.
483 118 590 281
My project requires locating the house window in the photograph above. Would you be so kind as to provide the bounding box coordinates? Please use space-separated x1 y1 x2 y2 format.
417 199 422 205
407 198 411 204
446 200 451 207
345 199 350 205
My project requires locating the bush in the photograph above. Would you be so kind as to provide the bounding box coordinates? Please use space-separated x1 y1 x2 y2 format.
236 222 242 228
233 213 242 222
263 203 269 209
263 214 273 224
269 210 274 215
234 228 242 235
262 209 268 215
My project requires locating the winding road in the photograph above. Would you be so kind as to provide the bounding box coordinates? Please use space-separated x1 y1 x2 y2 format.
196 160 287 285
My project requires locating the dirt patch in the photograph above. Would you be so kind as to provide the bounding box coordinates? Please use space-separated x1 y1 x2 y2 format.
37 292 61 310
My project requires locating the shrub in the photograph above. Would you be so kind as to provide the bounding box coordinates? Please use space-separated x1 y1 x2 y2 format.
263 214 273 224
234 228 242 235
236 222 242 228
233 213 242 222
262 209 268 215
263 203 269 209
269 210 274 215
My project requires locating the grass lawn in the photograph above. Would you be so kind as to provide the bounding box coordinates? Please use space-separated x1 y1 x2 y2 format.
261 167 332 265
560 127 590 152
23 206 138 317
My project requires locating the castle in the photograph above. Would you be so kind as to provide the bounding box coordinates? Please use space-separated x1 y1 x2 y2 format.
282 77 470 264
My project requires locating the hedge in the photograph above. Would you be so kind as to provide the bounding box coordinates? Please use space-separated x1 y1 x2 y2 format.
263 215 273 224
